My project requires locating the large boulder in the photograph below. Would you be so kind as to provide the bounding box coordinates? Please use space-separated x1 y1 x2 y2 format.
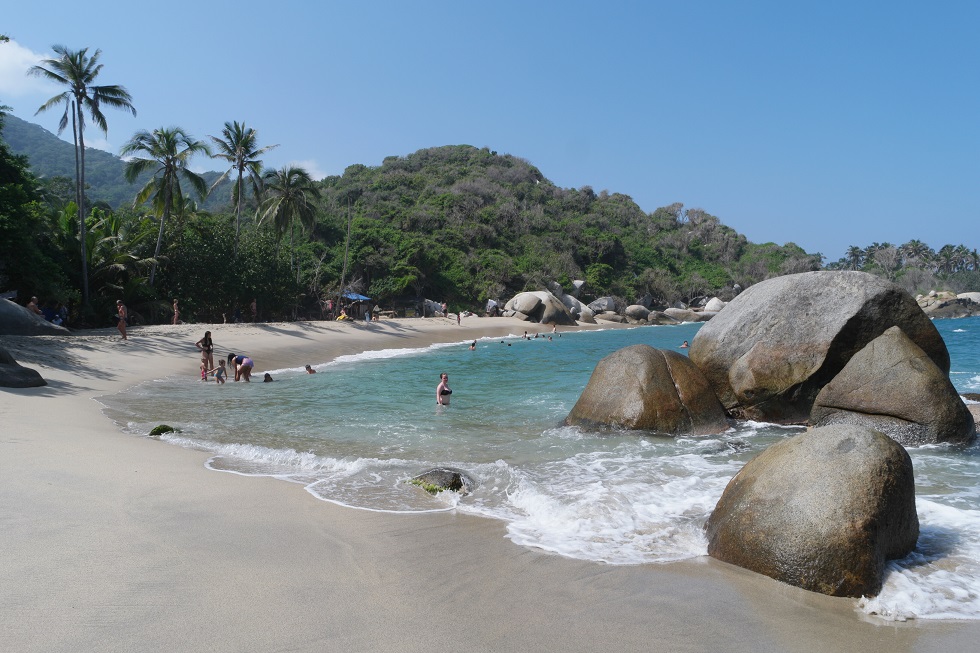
504 291 577 326
0 346 46 388
594 312 625 323
690 271 949 423
810 327 975 445
588 297 617 313
663 307 703 323
704 297 726 312
560 294 596 324
705 424 919 598
957 292 980 305
624 305 650 322
565 344 729 435
0 299 71 336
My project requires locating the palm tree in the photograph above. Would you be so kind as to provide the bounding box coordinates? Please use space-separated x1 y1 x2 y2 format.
255 166 321 280
208 121 278 254
29 45 135 306
121 127 209 285
844 245 864 271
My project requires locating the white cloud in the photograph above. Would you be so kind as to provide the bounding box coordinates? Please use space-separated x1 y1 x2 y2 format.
289 159 328 181
0 40 58 98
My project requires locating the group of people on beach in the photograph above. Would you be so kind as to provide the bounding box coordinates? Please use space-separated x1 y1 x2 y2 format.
193 330 255 383
26 295 69 326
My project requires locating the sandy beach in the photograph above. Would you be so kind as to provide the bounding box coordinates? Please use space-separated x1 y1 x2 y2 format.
2 316 979 652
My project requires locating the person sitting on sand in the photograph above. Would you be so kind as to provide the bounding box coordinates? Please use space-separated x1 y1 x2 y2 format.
337 308 349 321
27 296 42 315
263 373 274 382
436 372 452 406
228 353 254 382
305 364 316 374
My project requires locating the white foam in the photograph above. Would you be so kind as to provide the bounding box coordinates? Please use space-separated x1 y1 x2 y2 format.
859 499 980 621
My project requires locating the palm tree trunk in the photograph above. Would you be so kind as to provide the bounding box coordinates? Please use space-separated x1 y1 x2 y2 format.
149 179 173 286
234 168 244 257
74 99 90 306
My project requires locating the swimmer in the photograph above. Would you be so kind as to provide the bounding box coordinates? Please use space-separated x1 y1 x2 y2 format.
680 340 689 349
305 364 317 374
263 373 274 382
469 341 476 351
436 372 452 406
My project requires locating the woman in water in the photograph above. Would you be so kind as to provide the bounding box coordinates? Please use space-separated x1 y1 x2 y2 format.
436 372 452 406
196 330 214 371
227 352 255 382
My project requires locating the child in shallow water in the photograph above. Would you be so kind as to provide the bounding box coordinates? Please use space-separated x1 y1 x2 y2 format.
209 360 227 384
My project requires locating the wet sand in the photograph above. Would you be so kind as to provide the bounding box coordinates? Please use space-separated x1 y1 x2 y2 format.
2 317 978 652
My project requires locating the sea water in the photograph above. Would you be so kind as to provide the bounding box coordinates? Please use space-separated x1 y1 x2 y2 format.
101 318 980 621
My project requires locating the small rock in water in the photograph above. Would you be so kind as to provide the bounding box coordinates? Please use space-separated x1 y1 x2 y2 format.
410 467 476 495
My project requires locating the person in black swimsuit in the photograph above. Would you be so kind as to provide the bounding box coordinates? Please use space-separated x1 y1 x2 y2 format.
436 372 452 406
196 330 214 371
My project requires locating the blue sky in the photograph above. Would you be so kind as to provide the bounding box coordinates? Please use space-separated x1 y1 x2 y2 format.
1 0 977 262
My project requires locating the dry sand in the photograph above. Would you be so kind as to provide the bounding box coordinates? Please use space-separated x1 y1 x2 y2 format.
2 317 979 652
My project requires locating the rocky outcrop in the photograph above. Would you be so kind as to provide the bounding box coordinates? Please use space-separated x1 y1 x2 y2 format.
690 271 949 423
705 424 919 598
0 346 46 388
811 327 975 445
916 291 980 318
0 299 71 336
565 344 729 435
504 291 578 326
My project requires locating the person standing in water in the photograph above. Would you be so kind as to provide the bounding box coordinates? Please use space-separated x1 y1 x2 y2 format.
196 330 215 371
436 372 452 406
228 352 254 382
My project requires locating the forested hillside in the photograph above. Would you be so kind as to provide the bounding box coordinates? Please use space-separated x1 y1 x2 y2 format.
1 114 230 210
3 112 825 325
313 145 822 307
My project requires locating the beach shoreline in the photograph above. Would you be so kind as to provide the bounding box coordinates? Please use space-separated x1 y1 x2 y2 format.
2 316 979 652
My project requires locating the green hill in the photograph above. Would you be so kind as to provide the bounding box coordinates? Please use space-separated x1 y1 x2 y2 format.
1 113 231 210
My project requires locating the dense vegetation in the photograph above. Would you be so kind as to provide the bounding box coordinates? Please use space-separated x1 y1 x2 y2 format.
826 242 980 296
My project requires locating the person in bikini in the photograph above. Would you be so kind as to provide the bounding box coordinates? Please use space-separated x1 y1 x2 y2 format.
228 352 254 382
436 372 452 406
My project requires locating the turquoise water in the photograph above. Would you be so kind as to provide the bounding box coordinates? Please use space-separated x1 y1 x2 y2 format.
103 318 980 621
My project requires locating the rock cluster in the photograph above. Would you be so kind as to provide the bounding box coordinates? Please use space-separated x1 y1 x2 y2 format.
560 270 974 597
